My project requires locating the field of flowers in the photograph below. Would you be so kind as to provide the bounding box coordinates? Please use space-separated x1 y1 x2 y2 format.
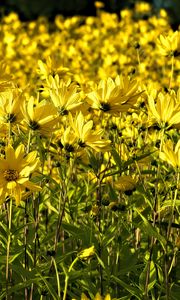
0 2 180 299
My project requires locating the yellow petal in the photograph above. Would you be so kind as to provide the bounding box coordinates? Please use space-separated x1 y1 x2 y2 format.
7 181 17 189
13 184 22 206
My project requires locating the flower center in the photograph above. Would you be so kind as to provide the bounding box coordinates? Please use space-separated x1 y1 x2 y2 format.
99 102 111 112
78 140 86 148
3 169 19 182
64 143 74 153
58 106 68 116
6 113 17 123
29 120 40 130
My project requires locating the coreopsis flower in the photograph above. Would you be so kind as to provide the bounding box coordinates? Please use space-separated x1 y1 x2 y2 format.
37 56 71 80
115 175 137 192
49 76 83 115
157 31 180 57
159 140 180 168
78 293 111 300
0 144 41 205
78 245 95 260
0 62 14 92
0 89 24 127
69 112 111 152
60 127 77 153
94 1 105 9
21 96 59 136
94 293 111 300
147 91 180 129
86 75 143 116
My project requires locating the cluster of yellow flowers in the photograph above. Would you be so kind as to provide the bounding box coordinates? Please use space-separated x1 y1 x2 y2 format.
0 2 180 299
0 1 179 208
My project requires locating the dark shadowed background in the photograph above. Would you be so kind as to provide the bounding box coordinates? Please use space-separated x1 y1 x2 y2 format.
0 0 179 29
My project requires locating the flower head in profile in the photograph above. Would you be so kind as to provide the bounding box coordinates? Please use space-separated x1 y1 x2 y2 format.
87 75 143 116
0 144 41 205
37 56 71 80
0 89 24 127
159 140 180 169
78 245 95 260
60 126 77 153
157 31 180 57
69 112 111 152
21 96 59 136
147 91 180 129
78 292 111 300
115 175 137 192
49 76 83 116
0 62 14 92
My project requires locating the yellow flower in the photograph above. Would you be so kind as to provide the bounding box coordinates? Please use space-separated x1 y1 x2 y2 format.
147 91 180 129
78 245 95 259
0 144 41 206
37 56 71 79
80 293 89 300
94 293 103 300
21 96 59 136
157 31 180 57
0 62 14 92
115 176 137 192
0 89 24 126
69 112 111 152
94 1 105 9
49 76 83 115
159 140 180 168
87 75 142 115
60 127 77 153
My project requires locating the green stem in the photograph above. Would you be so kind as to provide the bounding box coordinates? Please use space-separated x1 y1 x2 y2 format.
52 257 61 299
63 257 79 300
6 198 12 300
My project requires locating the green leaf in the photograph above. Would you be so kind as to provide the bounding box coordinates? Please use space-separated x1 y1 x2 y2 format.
139 261 156 292
111 148 122 170
38 272 59 300
135 209 166 251
111 275 143 299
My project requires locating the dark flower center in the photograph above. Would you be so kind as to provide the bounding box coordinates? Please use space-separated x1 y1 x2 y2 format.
3 169 19 181
6 113 16 123
29 120 40 130
78 140 86 148
58 106 68 116
64 143 74 153
99 102 111 112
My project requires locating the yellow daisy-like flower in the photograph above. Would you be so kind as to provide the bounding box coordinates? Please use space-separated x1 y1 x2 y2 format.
157 31 180 57
94 1 105 9
0 89 24 126
0 144 41 206
87 75 142 115
37 56 71 79
77 292 111 300
78 245 95 260
159 140 180 168
115 175 137 192
147 91 180 129
49 76 83 115
21 96 59 136
69 112 111 152
0 62 14 92
60 126 77 153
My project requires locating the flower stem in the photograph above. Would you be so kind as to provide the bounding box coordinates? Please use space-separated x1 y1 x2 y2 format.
6 198 12 300
62 257 79 300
